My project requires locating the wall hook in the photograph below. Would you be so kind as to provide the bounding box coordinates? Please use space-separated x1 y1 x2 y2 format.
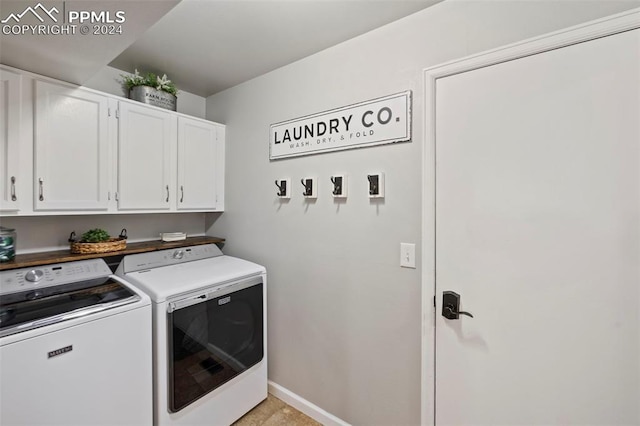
330 175 347 198
275 179 291 198
367 175 377 195
301 178 311 196
367 172 385 198
300 177 317 198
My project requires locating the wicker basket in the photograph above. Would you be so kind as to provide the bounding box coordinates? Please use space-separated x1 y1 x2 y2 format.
70 237 127 254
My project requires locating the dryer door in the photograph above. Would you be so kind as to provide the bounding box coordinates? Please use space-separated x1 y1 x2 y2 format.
167 276 264 412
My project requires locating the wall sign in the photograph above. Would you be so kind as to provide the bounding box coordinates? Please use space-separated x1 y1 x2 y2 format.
270 91 411 160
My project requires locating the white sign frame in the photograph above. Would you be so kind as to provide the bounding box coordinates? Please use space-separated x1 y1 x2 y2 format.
270 91 412 160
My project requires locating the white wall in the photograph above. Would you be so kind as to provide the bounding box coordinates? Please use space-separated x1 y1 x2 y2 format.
204 1 639 424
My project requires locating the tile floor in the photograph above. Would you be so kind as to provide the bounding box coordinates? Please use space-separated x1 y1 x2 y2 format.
233 395 322 426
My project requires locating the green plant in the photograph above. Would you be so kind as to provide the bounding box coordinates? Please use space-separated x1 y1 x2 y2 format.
120 69 178 96
81 228 111 243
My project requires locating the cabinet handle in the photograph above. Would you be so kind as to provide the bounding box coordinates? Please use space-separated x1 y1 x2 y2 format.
180 185 184 203
10 176 16 201
115 192 119 202
166 185 170 202
38 178 44 201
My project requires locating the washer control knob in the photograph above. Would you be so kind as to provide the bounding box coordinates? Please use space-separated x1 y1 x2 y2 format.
173 250 184 260
25 269 45 282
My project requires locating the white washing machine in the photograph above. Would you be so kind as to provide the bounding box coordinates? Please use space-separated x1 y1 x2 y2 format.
0 258 152 426
116 244 267 426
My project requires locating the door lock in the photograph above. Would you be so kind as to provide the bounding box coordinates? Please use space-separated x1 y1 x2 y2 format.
442 291 474 320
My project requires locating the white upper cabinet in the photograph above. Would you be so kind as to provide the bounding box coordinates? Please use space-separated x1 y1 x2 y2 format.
117 101 176 211
33 80 110 211
177 117 222 210
0 66 225 216
0 69 22 212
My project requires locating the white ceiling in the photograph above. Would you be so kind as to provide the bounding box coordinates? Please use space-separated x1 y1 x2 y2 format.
110 0 443 97
0 0 443 98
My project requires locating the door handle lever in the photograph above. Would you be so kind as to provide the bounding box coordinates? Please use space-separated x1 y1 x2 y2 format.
442 291 473 320
444 304 474 319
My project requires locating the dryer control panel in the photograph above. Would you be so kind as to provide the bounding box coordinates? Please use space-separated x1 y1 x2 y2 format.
117 244 223 274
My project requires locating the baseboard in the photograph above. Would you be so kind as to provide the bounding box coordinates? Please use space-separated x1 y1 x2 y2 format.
268 381 351 426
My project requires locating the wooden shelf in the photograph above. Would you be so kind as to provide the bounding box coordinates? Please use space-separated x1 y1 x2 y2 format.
0 236 225 271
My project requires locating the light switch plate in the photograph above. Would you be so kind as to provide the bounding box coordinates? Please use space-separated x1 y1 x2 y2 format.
400 243 416 268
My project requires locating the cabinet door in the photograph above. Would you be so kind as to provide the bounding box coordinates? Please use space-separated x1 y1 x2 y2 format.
177 117 219 210
0 69 22 212
34 80 109 211
118 102 175 210
215 125 225 211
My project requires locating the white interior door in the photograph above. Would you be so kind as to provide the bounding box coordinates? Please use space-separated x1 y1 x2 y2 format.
434 28 639 425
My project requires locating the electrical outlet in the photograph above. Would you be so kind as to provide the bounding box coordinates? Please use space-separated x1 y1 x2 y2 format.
400 243 415 268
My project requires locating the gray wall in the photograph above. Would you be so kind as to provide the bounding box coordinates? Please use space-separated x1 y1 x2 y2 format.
2 213 206 253
204 1 639 424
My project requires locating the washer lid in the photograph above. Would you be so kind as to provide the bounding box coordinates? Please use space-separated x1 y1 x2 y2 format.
119 255 265 303
0 276 140 338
